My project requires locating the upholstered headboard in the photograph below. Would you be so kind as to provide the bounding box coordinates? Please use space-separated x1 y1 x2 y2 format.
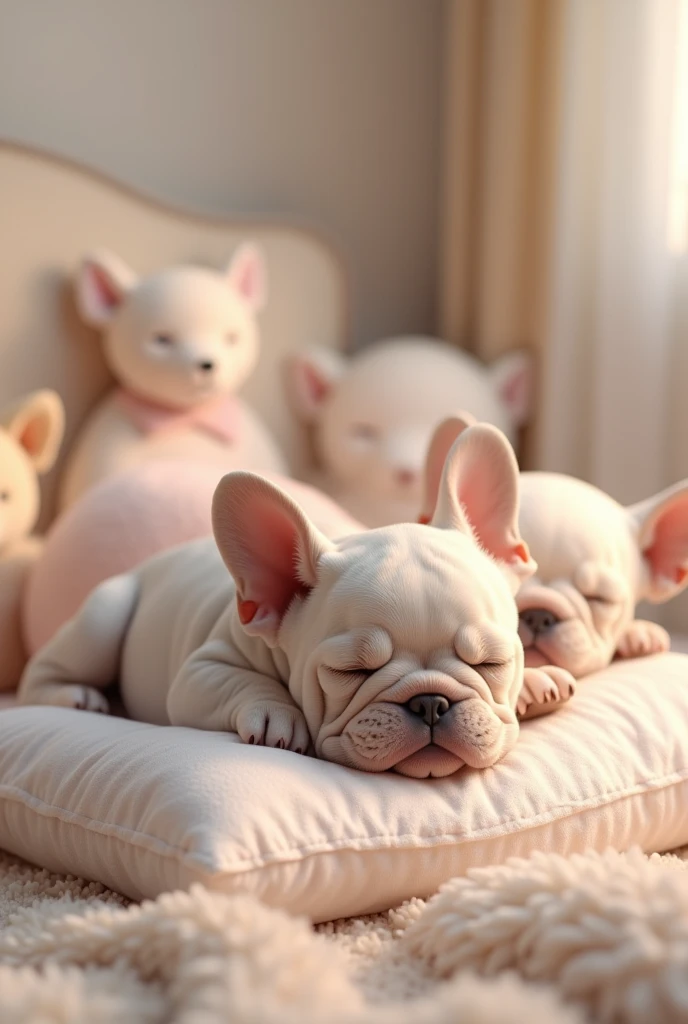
0 141 349 529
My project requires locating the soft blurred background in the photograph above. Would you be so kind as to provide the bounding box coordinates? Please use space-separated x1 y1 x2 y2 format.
2 0 688 625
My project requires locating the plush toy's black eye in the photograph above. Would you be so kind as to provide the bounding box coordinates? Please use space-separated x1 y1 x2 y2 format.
154 333 174 346
0 491 10 502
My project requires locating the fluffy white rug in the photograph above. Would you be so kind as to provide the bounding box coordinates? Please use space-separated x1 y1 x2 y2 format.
2 846 688 1023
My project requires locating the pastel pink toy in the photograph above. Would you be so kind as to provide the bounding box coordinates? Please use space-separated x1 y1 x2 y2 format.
24 460 363 653
59 244 287 510
285 335 531 527
0 390 65 690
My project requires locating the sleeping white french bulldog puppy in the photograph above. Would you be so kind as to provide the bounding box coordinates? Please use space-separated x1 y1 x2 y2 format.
420 415 688 711
17 423 571 778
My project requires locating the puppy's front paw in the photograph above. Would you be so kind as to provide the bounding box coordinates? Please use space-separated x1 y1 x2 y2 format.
55 685 110 714
616 619 670 660
517 666 575 721
236 703 310 754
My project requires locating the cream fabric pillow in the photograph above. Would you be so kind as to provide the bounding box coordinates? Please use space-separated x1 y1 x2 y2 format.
1 652 687 923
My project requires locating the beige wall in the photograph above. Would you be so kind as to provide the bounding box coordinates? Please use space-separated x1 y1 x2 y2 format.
0 0 444 347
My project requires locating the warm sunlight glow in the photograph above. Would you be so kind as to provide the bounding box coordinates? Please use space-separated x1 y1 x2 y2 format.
668 0 688 252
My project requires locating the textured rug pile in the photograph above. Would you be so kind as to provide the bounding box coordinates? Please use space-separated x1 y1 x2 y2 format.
1 846 688 1023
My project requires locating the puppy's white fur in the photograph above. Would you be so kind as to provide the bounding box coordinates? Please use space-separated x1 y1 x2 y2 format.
18 425 561 778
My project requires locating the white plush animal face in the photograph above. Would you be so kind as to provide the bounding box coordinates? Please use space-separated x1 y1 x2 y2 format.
0 391 64 554
75 246 266 410
422 416 688 679
212 423 536 778
286 337 530 507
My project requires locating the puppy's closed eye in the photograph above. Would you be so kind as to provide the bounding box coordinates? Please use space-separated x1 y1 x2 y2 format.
319 666 374 693
584 594 616 609
476 659 513 683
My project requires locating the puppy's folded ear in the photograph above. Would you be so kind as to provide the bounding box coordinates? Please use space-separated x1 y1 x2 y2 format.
212 472 335 646
419 412 478 524
430 422 536 591
628 481 688 602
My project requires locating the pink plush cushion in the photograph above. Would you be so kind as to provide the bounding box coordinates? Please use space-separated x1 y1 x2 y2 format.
24 461 216 652
24 460 361 653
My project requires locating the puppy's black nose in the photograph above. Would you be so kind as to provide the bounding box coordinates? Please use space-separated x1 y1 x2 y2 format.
520 608 559 634
407 694 450 727
198 360 215 373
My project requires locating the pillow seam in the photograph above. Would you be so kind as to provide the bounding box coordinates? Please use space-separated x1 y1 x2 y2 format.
0 766 686 875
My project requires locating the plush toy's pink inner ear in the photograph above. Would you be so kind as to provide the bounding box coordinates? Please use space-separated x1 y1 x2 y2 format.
492 352 532 427
227 245 266 311
303 362 331 405
642 492 688 589
92 265 121 309
212 473 328 643
500 366 528 415
18 417 47 463
288 356 337 423
82 262 126 322
5 391 65 473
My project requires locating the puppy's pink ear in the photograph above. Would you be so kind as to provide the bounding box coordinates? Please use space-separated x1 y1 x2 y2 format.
284 348 346 423
212 472 334 646
628 481 688 602
490 350 532 428
419 412 478 525
431 423 535 589
2 390 65 473
74 250 136 327
226 243 267 312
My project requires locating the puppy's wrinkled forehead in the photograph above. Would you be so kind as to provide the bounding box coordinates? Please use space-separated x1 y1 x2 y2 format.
319 524 517 648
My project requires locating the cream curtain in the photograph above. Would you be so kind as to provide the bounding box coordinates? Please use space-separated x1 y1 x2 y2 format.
439 0 562 466
440 0 687 503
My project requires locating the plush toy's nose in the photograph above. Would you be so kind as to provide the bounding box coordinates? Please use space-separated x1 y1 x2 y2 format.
520 608 560 634
198 360 215 373
406 694 451 727
395 467 418 488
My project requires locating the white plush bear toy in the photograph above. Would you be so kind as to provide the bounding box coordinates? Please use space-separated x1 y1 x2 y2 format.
0 389 64 691
59 245 287 510
286 335 531 528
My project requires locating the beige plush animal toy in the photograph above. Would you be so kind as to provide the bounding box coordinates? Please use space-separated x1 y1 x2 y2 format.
0 389 64 691
59 245 287 509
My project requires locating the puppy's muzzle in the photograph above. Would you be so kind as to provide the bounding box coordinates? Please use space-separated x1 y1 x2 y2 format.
406 694 451 727
520 608 560 635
